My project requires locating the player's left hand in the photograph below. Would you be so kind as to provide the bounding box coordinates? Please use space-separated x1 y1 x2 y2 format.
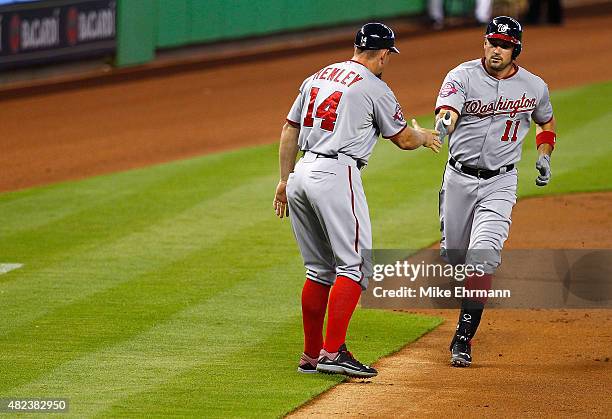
273 180 289 218
535 154 551 186
434 112 452 145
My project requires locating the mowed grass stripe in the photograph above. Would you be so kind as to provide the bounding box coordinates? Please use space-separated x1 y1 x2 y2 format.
5 263 302 416
0 175 281 337
0 217 300 391
0 147 275 263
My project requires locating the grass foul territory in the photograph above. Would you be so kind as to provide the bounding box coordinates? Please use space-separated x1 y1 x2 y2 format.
0 81 610 417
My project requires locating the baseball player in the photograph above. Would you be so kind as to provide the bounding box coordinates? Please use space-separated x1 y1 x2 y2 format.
273 23 440 378
434 16 557 367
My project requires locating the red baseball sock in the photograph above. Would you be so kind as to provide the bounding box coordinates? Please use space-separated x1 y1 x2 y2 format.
301 279 331 358
465 273 493 305
324 276 362 353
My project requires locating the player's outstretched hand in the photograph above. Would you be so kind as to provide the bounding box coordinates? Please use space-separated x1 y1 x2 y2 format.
412 119 442 153
273 180 289 218
535 154 551 187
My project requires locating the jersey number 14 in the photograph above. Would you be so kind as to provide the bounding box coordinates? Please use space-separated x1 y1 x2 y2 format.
303 87 343 132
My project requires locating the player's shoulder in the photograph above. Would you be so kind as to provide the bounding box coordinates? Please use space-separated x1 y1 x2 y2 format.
516 65 548 87
362 70 393 93
458 58 483 70
443 59 482 86
448 59 483 75
366 76 395 102
340 60 394 98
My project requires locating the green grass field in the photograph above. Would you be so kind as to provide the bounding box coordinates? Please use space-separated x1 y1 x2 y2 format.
0 81 611 417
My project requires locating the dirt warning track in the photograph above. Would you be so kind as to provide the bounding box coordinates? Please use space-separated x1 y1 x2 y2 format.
2 14 612 192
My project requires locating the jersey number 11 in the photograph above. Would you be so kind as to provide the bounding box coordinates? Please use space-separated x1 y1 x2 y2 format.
501 119 520 142
303 87 343 132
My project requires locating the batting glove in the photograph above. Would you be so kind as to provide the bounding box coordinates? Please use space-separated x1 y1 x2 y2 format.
434 112 452 145
535 154 551 187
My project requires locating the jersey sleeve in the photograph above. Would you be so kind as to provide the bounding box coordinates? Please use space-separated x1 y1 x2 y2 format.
286 78 309 127
435 68 467 115
532 82 554 125
373 91 408 139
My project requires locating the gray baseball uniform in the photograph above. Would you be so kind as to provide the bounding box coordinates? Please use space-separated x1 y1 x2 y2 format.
436 59 553 270
286 60 406 289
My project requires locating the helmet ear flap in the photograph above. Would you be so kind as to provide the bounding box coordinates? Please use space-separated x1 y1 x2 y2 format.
512 44 521 59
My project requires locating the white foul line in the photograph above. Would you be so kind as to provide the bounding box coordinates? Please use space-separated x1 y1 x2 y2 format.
0 263 23 275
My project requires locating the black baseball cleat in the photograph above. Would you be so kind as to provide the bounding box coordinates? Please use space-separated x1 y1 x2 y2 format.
297 353 319 374
316 344 378 378
450 336 472 368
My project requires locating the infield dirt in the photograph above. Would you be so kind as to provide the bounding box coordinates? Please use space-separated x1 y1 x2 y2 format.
1 11 611 418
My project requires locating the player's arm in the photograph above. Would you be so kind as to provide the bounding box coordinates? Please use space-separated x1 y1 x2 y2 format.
434 69 466 142
534 116 556 187
536 116 556 156
274 122 300 218
435 108 460 137
388 119 441 153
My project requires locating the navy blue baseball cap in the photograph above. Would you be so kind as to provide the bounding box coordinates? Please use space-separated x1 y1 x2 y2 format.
355 23 400 53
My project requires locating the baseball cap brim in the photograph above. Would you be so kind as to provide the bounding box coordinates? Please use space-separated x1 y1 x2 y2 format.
390 46 400 54
485 33 520 45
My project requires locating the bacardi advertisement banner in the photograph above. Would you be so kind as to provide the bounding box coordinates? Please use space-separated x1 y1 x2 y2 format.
0 0 115 70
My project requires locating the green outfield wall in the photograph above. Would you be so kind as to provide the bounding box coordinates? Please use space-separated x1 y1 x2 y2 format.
116 0 156 66
116 0 426 67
